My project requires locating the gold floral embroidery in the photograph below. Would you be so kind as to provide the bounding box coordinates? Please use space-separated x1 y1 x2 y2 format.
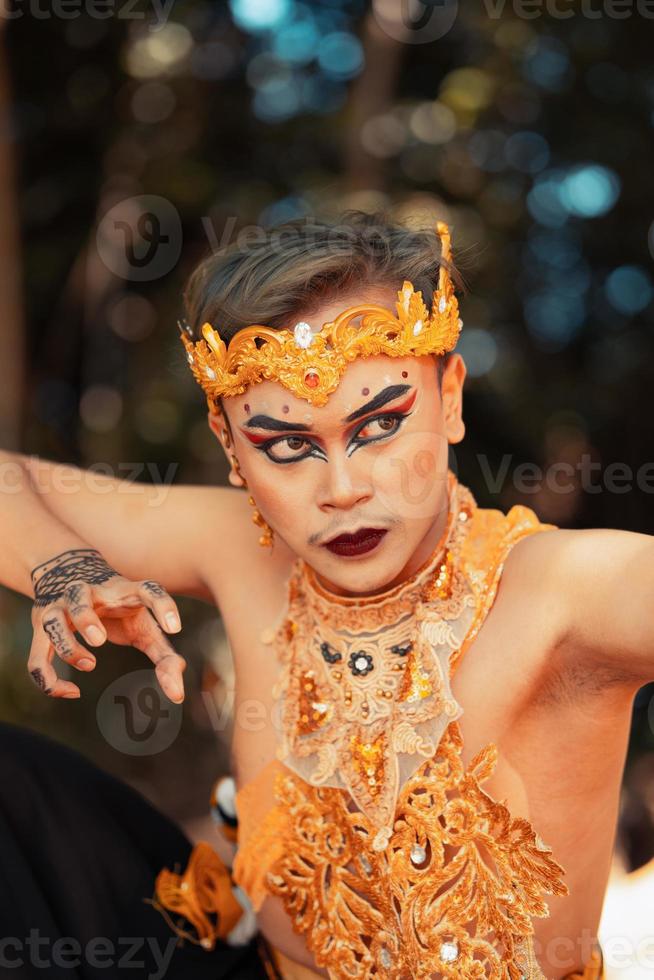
232 473 568 978
263 719 568 979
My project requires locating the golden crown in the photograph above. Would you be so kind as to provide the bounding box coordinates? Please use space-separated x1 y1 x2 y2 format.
180 220 462 408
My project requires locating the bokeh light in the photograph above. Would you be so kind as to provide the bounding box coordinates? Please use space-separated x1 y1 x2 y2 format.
527 165 621 226
522 35 572 93
229 0 292 33
317 32 363 81
456 328 498 378
79 386 123 433
124 24 193 79
560 165 621 219
605 266 653 316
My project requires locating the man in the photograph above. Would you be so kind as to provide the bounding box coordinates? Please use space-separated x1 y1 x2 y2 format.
0 213 650 978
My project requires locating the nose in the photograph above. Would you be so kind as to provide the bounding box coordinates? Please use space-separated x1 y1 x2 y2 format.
316 451 373 512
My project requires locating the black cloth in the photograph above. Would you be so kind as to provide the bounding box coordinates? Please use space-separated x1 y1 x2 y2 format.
0 721 268 979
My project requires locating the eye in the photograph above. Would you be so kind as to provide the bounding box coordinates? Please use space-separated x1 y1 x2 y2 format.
353 412 410 444
353 414 403 442
262 435 315 463
257 411 410 464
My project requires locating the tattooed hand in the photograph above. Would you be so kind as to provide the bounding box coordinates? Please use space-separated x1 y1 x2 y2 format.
28 548 186 703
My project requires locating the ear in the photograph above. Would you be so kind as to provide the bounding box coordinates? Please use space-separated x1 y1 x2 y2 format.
441 353 466 445
207 406 247 488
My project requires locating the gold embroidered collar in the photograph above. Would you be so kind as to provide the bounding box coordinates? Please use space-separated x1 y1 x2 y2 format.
264 471 481 848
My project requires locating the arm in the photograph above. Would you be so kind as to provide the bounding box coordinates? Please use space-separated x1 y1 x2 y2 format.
10 450 238 603
546 526 654 689
524 528 654 693
0 450 99 600
0 449 215 699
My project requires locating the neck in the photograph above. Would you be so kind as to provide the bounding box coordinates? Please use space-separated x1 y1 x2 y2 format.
309 474 454 600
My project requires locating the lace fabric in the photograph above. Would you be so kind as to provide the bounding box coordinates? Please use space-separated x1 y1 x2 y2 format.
268 470 477 847
232 471 574 978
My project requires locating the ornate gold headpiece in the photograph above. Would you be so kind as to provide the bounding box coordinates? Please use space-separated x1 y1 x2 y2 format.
180 220 462 408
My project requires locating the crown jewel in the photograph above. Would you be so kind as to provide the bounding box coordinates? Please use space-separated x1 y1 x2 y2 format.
180 220 462 408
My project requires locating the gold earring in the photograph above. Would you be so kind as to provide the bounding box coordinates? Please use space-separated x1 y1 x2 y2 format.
213 403 274 548
247 493 274 549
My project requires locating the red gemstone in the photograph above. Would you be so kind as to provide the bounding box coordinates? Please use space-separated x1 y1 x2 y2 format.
305 371 319 388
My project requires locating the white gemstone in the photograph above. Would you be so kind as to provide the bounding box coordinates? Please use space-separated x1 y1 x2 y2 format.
205 366 216 379
186 352 193 364
413 318 423 336
380 948 392 968
439 940 459 962
458 509 468 521
372 826 392 851
410 843 427 865
438 296 447 314
293 321 314 348
355 656 368 671
313 702 328 714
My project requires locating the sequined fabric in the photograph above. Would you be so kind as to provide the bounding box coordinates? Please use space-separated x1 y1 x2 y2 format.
267 471 476 847
232 472 575 978
264 938 605 980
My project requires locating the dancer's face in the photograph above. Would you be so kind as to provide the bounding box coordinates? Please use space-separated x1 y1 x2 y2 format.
211 290 467 597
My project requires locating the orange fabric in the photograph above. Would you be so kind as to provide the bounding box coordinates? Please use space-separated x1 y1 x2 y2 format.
150 840 243 949
231 494 575 978
232 758 287 912
263 942 605 980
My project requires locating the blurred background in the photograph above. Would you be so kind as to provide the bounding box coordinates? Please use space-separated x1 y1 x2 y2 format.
1 1 654 969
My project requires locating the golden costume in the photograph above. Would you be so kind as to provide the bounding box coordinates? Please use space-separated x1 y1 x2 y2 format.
156 219 606 978
151 471 605 980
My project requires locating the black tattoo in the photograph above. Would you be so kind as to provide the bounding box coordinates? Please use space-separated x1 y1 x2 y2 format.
62 582 89 615
31 548 118 608
43 617 73 657
30 668 52 696
142 580 167 598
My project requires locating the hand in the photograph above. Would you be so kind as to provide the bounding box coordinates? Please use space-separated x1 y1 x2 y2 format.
28 547 186 703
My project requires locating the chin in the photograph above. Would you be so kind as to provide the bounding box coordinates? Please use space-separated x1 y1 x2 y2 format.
318 551 406 594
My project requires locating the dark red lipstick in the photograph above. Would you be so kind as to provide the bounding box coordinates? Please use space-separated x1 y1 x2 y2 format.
323 527 387 557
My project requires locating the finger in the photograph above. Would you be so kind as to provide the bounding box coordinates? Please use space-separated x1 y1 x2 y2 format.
41 606 97 672
27 623 80 699
136 581 182 634
129 614 187 703
62 580 107 648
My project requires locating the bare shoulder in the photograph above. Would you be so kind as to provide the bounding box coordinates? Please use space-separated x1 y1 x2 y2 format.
482 526 572 656
500 522 653 606
500 523 654 697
